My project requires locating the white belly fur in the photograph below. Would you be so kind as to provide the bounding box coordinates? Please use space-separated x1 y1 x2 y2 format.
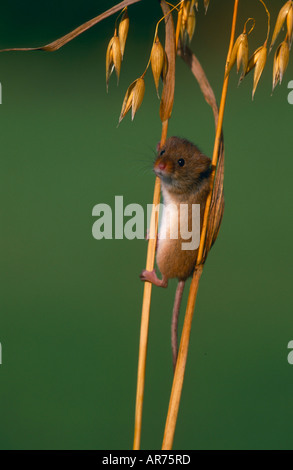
158 187 180 243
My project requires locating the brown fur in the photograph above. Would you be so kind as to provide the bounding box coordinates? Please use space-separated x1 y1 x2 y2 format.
155 136 211 281
140 136 214 371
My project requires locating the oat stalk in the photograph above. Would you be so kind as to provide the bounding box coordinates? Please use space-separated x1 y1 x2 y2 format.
161 0 239 450
133 0 176 451
0 0 142 53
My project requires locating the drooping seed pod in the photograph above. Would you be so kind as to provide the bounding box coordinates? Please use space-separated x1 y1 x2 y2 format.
130 78 145 120
106 37 115 91
151 35 165 97
118 8 129 58
246 45 267 99
287 5 293 48
182 0 191 29
237 34 249 76
180 27 188 48
119 77 145 123
204 0 210 14
106 34 122 91
226 33 249 78
270 0 293 52
273 40 290 90
181 2 196 46
186 7 196 43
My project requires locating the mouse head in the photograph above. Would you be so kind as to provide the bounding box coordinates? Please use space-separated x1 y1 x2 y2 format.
154 136 211 194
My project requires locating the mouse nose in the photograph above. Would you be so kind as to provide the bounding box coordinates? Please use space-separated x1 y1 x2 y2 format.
157 162 166 171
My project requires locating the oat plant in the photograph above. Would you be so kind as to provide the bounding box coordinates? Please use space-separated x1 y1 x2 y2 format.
1 0 292 450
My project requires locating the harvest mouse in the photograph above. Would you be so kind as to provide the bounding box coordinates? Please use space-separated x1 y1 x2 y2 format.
140 136 221 371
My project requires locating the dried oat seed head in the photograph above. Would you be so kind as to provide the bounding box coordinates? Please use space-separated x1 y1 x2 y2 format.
106 34 122 91
118 9 129 58
287 5 293 48
273 40 290 90
187 7 196 43
182 1 191 28
181 2 196 47
245 46 262 75
131 78 145 120
270 1 293 52
151 36 165 97
237 34 249 77
272 47 280 91
106 37 115 92
119 78 145 124
249 45 267 99
204 0 210 14
226 33 247 77
180 26 188 48
112 36 122 80
278 40 289 83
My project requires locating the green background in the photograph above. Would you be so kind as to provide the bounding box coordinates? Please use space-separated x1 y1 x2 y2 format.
0 0 293 450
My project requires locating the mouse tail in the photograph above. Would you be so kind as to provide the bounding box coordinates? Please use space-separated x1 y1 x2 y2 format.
171 280 185 372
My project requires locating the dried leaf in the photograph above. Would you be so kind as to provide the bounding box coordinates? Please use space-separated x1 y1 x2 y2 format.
177 44 224 263
161 50 169 82
177 44 218 125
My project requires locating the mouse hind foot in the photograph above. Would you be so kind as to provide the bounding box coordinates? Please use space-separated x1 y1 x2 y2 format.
140 269 168 288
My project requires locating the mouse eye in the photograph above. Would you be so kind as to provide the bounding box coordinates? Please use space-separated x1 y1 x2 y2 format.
160 149 166 156
178 158 185 167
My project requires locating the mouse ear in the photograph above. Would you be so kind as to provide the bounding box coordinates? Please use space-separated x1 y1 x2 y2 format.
196 153 212 173
156 142 161 153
